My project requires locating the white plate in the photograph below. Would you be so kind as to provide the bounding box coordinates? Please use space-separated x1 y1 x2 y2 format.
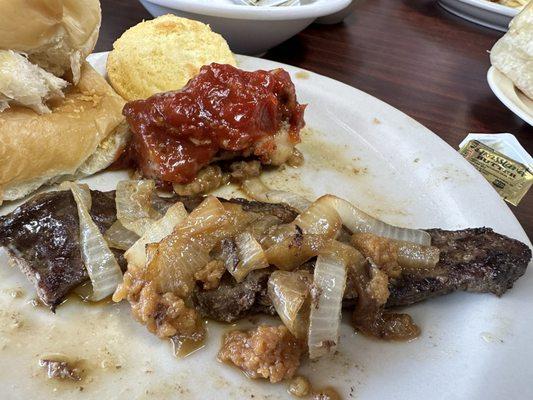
438 0 519 31
0 52 531 400
139 0 351 54
488 66 533 126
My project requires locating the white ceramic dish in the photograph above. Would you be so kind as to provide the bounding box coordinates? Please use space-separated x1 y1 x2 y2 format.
487 66 533 126
138 0 351 54
315 0 358 24
1 52 531 400
438 0 519 31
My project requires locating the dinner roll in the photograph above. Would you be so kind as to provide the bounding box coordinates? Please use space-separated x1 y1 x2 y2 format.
0 0 101 84
107 15 236 101
490 2 533 100
0 50 68 114
0 63 128 203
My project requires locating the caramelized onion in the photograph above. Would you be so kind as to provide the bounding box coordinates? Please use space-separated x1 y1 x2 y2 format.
264 191 311 213
139 197 257 299
243 187 429 245
104 221 139 251
294 197 342 238
397 242 440 270
268 271 311 339
123 202 188 275
351 233 440 273
228 232 269 283
152 238 212 297
324 240 366 268
265 232 329 271
260 223 299 248
173 165 225 196
116 180 162 236
67 182 123 302
321 195 431 245
242 178 311 213
241 177 270 201
172 196 228 241
308 251 347 359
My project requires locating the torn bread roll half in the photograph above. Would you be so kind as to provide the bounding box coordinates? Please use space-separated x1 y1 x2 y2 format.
490 2 533 100
0 0 101 114
0 62 129 203
0 0 101 84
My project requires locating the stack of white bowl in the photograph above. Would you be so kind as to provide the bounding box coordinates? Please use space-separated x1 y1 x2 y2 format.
138 0 357 55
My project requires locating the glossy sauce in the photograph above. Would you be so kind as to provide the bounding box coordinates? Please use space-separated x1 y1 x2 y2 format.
123 63 306 185
171 320 208 358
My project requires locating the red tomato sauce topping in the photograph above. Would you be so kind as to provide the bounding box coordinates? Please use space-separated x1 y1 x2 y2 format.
122 63 306 184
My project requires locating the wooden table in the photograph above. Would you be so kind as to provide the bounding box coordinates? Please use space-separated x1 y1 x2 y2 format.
97 0 532 239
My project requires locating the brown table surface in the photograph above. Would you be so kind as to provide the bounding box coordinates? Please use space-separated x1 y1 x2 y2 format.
97 0 532 240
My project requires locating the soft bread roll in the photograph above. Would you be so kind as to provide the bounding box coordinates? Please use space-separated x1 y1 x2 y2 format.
107 15 236 100
0 50 68 114
490 2 533 99
0 0 101 84
0 62 129 203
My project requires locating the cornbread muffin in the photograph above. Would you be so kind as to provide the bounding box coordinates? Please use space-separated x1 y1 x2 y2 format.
106 15 236 100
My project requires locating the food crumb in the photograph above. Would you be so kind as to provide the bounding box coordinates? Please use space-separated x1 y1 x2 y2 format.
413 158 420 163
372 118 381 125
218 325 304 383
28 298 43 308
351 167 368 175
39 359 82 381
288 376 311 397
295 71 310 80
312 387 342 400
5 288 24 298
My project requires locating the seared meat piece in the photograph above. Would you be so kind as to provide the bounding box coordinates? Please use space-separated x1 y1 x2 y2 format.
1 188 529 316
387 228 532 307
193 269 275 323
226 198 298 223
0 191 296 310
171 194 298 223
194 229 530 322
0 190 117 310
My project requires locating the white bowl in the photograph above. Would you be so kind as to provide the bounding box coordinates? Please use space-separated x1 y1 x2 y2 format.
487 66 533 126
138 0 351 55
315 0 358 24
438 0 519 32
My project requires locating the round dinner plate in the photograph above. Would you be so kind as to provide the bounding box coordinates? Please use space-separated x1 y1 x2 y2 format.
0 53 531 400
487 66 533 126
438 0 519 31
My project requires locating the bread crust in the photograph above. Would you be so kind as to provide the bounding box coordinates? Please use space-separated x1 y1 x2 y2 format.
0 0 101 83
0 62 126 202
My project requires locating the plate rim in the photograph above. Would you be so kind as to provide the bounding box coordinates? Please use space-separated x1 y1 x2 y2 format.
439 0 519 16
141 0 352 20
487 66 533 126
